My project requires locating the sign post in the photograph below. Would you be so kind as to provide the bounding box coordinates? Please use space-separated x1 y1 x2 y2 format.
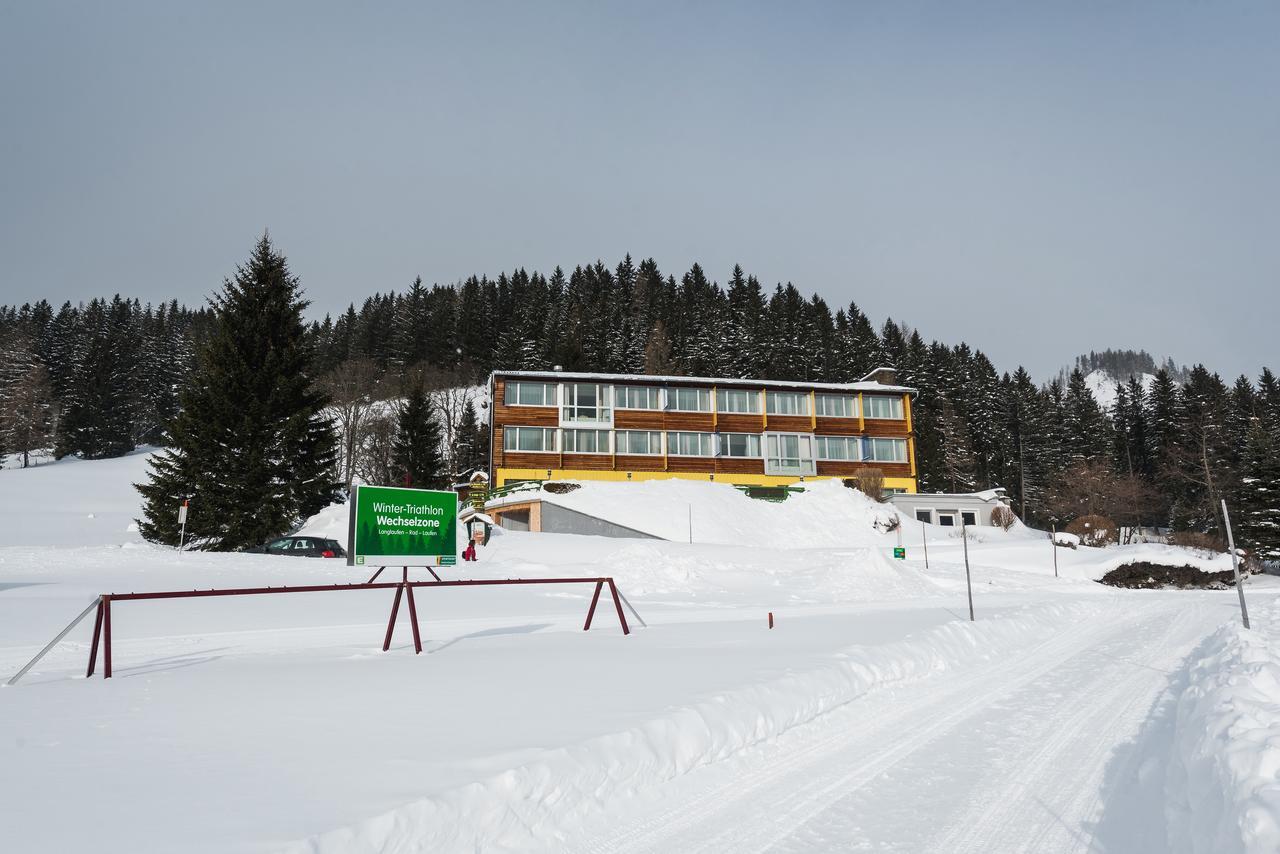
893 546 906 560
177 500 189 552
347 485 458 570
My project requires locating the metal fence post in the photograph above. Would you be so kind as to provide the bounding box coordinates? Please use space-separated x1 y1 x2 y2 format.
962 520 974 621
1221 499 1251 629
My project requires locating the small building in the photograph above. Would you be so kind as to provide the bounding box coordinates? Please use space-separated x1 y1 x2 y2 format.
487 368 919 492
889 488 1013 528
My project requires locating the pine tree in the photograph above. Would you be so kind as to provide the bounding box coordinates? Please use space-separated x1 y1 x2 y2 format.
392 382 445 488
1236 419 1280 561
453 400 489 477
136 235 339 550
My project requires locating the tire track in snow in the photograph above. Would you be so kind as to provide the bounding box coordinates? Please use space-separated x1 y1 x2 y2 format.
576 598 1177 854
916 602 1206 854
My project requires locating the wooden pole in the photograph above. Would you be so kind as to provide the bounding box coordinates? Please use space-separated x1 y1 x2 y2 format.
1051 523 1059 578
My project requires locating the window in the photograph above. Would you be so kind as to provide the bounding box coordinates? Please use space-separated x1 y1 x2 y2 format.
503 426 556 453
815 393 857 418
716 388 760 414
766 391 809 416
668 387 711 412
668 431 714 456
915 509 933 524
615 385 662 410
815 435 860 461
616 430 662 455
765 432 816 475
717 433 762 458
864 395 904 419
505 381 557 407
961 510 978 527
863 437 908 462
938 512 956 527
562 429 610 453
562 383 611 423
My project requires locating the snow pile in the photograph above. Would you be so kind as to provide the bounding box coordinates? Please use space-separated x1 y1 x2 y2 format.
284 599 1107 854
1166 596 1280 854
490 477 897 546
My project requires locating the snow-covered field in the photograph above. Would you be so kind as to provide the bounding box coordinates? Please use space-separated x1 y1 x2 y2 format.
2 454 1277 853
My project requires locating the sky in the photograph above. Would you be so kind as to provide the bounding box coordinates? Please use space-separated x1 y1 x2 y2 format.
1 1 1276 382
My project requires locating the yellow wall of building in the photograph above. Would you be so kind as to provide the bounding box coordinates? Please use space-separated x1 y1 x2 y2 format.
496 467 917 493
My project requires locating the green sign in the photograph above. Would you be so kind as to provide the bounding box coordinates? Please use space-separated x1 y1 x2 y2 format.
347 485 459 567
893 547 906 560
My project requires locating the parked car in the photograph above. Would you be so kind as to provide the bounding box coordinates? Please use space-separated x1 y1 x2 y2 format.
245 536 346 558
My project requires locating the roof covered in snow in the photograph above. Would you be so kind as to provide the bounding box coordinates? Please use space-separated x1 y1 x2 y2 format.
490 369 916 395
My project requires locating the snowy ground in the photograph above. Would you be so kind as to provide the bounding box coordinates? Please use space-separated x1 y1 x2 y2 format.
2 454 1277 853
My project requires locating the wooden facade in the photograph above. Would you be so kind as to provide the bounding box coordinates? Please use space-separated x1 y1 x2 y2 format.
489 371 918 491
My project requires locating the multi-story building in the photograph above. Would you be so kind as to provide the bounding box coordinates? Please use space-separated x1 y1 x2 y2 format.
487 368 918 493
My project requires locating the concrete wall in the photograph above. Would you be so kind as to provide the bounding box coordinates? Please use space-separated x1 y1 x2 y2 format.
540 503 661 539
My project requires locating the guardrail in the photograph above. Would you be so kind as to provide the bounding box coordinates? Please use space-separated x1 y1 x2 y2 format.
7 573 633 684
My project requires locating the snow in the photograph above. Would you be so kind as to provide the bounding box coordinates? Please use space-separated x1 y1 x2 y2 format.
494 368 916 394
1086 368 1156 411
2 453 1277 853
1167 597 1280 854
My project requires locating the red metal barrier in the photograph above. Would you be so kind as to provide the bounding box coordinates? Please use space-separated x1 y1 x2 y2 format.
85 575 631 679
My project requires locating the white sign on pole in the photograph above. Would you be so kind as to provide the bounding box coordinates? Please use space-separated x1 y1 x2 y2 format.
177 502 188 524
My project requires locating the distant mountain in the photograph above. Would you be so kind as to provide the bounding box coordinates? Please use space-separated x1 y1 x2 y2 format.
1084 369 1156 412
1054 349 1188 409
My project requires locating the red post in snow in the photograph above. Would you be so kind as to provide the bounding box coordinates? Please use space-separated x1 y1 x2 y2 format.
102 597 113 679
584 580 604 631
382 585 404 651
86 598 104 678
768 612 774 629
404 584 423 654
607 579 631 636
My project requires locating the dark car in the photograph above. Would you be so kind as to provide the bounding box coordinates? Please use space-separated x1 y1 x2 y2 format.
245 536 346 558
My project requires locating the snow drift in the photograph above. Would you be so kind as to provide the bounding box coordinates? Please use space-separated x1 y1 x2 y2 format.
1166 596 1280 854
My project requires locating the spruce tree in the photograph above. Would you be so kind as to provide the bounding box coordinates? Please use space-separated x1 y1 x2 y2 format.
391 382 445 488
1236 419 1280 561
136 235 339 550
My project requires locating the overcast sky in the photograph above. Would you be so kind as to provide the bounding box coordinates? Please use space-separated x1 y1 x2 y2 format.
2 1 1276 381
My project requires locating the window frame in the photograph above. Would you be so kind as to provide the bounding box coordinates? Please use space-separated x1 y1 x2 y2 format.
667 387 712 413
614 385 663 410
716 432 763 458
763 431 817 476
504 381 559 408
667 430 715 457
715 388 761 414
502 425 558 453
815 435 861 461
863 436 908 463
765 390 810 416
560 428 611 454
815 393 858 418
615 429 663 455
863 394 905 420
561 382 612 425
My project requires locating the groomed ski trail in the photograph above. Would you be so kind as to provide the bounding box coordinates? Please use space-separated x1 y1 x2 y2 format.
574 597 1227 854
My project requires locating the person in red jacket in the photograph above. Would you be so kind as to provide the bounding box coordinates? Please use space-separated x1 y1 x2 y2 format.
462 540 477 562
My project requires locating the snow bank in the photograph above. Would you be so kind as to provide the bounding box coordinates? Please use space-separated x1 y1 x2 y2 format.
1166 596 1280 854
489 478 897 547
284 599 1106 853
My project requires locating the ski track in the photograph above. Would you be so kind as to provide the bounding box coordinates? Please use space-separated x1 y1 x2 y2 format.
573 598 1217 854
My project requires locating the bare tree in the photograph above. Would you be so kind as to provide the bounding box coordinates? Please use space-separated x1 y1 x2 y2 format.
318 358 383 492
849 467 886 502
415 363 483 479
353 410 398 487
1 361 54 468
